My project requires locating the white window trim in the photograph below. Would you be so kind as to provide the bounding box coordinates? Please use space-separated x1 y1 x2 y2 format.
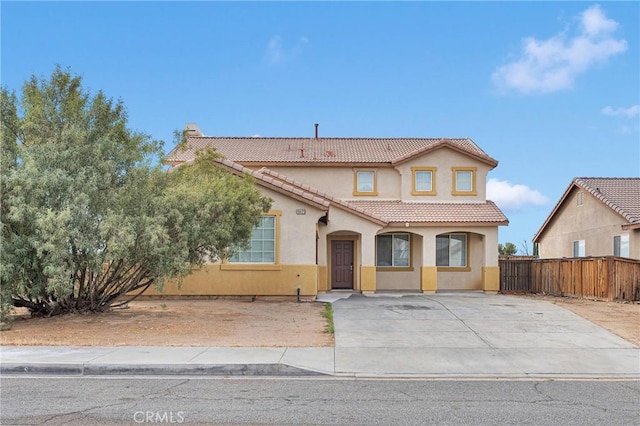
613 234 630 258
223 211 282 270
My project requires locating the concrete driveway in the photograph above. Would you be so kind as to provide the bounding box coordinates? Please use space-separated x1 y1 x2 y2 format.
327 293 640 378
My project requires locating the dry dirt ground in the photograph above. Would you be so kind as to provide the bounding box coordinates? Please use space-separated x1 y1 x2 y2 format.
1 295 638 347
0 298 334 347
516 294 640 346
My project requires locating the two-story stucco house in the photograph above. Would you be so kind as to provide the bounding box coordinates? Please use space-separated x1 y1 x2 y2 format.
151 124 508 297
533 177 640 260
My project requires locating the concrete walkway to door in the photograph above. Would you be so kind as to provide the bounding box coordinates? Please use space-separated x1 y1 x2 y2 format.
320 292 640 378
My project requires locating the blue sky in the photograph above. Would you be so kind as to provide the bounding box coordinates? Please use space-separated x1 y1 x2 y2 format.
2 1 639 252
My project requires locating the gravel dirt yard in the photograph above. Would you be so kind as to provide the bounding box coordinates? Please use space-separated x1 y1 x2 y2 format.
516 294 640 346
0 298 334 347
1 295 638 347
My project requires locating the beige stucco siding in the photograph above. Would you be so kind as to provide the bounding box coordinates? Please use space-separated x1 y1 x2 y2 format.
537 188 637 259
436 232 485 291
269 192 326 264
395 148 492 202
632 231 640 260
374 226 498 291
268 149 492 203
142 187 326 297
376 234 423 291
268 166 400 199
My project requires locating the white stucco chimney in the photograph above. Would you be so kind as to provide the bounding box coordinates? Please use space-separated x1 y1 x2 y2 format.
185 123 203 137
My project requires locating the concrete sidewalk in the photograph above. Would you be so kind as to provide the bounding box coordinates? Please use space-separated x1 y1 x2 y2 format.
1 293 639 379
0 345 334 376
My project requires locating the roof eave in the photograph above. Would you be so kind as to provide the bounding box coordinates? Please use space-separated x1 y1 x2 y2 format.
622 223 640 230
213 161 331 212
331 204 388 226
387 220 509 227
391 141 499 168
237 161 392 168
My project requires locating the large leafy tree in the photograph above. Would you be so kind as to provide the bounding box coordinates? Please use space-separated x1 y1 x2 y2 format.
1 67 271 318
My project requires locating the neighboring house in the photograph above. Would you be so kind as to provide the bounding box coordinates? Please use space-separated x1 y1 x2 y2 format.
533 178 640 260
149 123 508 297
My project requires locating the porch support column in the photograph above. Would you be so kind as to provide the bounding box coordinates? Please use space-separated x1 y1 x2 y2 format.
316 226 329 293
360 231 377 294
360 266 376 293
421 231 437 293
421 267 438 293
482 229 500 293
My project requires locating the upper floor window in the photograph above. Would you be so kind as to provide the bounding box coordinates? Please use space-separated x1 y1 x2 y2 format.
228 215 277 263
353 169 377 196
613 234 629 257
452 167 477 195
573 240 585 257
376 233 410 268
436 233 468 268
576 191 584 206
412 167 437 195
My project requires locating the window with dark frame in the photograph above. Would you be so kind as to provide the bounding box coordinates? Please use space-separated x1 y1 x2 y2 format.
376 234 410 267
436 234 467 267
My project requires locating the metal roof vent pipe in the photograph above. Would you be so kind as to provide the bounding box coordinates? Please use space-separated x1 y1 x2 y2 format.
314 123 319 139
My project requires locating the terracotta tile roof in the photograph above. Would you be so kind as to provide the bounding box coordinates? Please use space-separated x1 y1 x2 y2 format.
533 177 640 241
166 136 498 167
575 178 640 227
348 200 509 226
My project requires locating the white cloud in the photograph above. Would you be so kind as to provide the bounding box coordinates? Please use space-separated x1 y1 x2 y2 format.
601 105 640 118
487 178 549 211
265 36 285 65
492 4 627 94
581 4 618 36
264 35 309 65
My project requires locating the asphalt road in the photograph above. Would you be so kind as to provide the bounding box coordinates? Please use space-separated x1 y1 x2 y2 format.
1 377 639 425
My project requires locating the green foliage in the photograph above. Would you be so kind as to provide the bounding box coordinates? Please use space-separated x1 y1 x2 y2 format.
498 242 518 256
322 303 334 334
0 66 271 319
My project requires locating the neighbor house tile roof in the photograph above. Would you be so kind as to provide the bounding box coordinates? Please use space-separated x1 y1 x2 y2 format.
348 200 509 226
533 177 640 241
575 178 640 227
166 136 498 167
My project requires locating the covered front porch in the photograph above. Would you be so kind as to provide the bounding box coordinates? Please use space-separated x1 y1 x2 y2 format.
317 224 501 294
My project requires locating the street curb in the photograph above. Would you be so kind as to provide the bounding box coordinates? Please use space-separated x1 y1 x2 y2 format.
0 363 329 377
1 363 84 376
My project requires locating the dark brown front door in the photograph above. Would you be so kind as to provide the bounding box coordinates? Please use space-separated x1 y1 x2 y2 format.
331 240 354 289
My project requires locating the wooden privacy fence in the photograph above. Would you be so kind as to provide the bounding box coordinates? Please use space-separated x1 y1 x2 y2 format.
499 256 640 301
